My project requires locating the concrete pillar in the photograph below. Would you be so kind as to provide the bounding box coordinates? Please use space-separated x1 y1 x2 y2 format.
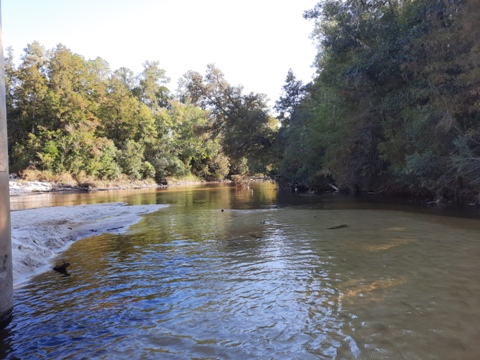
0 0 13 324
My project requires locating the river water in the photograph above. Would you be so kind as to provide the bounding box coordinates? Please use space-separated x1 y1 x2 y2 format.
2 182 480 359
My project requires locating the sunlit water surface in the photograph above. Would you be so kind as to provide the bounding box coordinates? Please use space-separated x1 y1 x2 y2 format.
2 183 480 359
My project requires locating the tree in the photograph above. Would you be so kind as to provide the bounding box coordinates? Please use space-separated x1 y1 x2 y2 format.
5 46 19 152
135 60 170 112
13 42 49 135
98 69 156 146
275 69 307 122
46 44 100 131
147 100 228 181
275 0 480 200
5 41 279 183
178 64 278 172
177 70 205 104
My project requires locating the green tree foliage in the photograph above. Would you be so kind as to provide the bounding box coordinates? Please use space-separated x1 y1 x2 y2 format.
47 44 99 130
97 70 157 148
12 42 49 136
5 46 19 151
277 0 480 201
148 100 229 181
6 43 276 182
275 69 307 122
178 64 278 174
135 61 171 111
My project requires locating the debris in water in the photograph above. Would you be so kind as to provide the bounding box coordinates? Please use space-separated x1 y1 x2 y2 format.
53 260 70 274
327 224 348 230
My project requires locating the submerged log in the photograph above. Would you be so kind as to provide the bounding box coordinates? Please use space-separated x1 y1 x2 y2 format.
327 224 348 230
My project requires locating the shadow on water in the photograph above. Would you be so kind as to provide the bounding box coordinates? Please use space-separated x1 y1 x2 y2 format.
0 313 13 359
3 181 480 359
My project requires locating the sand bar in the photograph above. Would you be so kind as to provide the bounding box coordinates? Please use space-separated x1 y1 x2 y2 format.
10 202 167 286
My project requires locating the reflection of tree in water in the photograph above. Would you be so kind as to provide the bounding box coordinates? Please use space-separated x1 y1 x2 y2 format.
10 188 160 211
231 181 278 209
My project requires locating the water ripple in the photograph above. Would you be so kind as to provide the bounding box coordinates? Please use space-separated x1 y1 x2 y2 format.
4 186 480 359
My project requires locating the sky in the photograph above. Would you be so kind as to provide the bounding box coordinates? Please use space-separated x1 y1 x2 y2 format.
2 0 319 108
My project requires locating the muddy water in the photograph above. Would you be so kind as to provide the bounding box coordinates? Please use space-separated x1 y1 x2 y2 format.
2 182 480 359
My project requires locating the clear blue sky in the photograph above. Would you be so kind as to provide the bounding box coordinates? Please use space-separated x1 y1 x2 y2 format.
2 0 319 106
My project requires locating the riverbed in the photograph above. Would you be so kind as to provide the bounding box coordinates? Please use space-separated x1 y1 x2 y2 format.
2 182 480 359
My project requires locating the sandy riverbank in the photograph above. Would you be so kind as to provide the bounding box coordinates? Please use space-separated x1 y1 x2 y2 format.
9 179 161 196
10 202 168 286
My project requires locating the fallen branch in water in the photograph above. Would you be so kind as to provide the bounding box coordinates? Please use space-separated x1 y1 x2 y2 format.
53 260 70 273
107 226 124 231
327 224 348 230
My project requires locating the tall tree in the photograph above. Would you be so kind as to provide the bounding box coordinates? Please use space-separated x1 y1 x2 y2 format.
47 44 99 130
135 60 170 112
14 41 49 135
179 64 278 171
4 46 19 151
275 69 307 123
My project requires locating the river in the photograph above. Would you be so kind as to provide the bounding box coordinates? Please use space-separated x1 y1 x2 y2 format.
2 182 480 359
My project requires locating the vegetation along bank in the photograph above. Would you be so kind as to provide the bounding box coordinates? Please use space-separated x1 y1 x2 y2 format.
5 0 480 204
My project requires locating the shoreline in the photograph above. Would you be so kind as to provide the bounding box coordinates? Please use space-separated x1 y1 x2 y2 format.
11 202 168 287
9 179 162 196
8 178 232 197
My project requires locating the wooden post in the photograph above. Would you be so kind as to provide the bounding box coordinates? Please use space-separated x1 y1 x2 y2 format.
0 0 13 325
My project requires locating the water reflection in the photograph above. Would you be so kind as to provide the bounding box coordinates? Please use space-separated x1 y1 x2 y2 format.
10 188 160 210
3 183 480 359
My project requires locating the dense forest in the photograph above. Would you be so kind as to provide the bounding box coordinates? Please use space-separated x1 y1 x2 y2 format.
5 0 480 202
276 0 480 202
5 44 277 185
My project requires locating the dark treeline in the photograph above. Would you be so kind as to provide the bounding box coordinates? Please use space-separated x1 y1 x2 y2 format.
5 43 277 184
275 0 480 202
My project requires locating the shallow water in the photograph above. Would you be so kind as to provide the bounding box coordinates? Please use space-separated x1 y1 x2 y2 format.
3 183 480 359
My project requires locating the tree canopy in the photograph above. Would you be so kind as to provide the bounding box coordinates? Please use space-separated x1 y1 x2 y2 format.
5 44 276 184
275 0 480 202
